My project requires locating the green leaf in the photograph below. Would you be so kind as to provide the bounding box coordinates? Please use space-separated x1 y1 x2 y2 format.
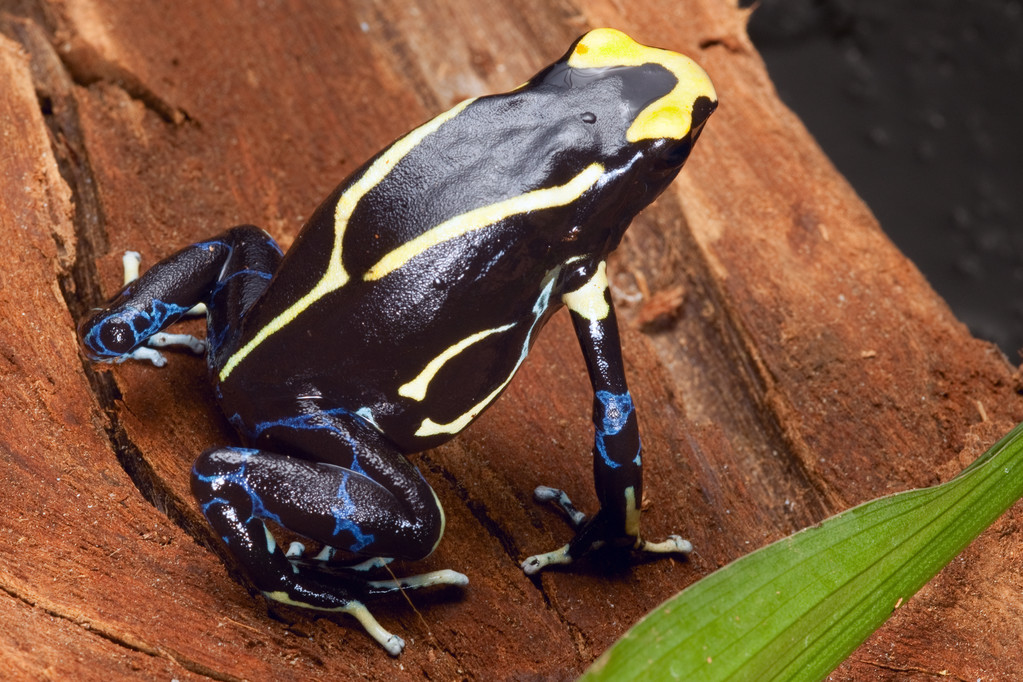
582 421 1023 682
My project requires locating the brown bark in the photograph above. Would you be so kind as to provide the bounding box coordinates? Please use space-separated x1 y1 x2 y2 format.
1 1 1021 679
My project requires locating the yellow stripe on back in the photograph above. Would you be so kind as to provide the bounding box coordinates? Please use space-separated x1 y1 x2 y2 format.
413 268 560 437
398 323 515 401
363 163 605 281
219 99 475 382
568 28 717 143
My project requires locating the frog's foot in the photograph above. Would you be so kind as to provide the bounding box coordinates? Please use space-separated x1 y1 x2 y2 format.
284 543 467 591
522 536 693 575
522 485 693 576
107 331 207 367
273 542 466 653
263 566 468 655
264 586 407 656
111 251 208 367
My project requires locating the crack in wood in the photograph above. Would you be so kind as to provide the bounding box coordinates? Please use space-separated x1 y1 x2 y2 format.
419 452 524 562
707 275 843 512
850 657 971 682
625 194 838 529
58 36 194 126
2 9 214 549
0 578 241 682
3 0 193 126
2 13 109 289
417 451 595 663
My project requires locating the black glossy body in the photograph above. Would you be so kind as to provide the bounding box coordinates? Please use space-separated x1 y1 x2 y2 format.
78 29 716 654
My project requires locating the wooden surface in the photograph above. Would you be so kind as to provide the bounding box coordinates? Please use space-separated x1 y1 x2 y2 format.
2 0 1022 679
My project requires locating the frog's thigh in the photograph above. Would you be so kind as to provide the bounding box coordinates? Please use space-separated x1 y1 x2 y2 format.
191 443 443 562
192 447 419 654
247 410 445 552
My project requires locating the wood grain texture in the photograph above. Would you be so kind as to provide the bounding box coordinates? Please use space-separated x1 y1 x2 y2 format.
2 0 1021 679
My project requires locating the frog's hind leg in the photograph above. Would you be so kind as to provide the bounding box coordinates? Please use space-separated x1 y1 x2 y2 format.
190 418 466 655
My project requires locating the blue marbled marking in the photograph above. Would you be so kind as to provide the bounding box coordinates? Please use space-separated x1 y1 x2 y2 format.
193 446 376 554
198 495 232 517
237 408 374 477
596 390 632 435
209 268 273 298
83 298 193 359
332 472 375 551
192 448 284 526
242 231 284 257
593 390 636 470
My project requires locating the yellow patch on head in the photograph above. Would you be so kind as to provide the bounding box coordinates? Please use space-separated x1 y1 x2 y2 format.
568 28 717 143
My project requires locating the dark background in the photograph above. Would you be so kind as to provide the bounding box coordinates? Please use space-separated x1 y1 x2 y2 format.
748 0 1023 359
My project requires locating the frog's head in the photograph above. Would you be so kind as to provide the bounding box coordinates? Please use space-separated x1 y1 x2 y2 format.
518 28 717 249
561 28 717 152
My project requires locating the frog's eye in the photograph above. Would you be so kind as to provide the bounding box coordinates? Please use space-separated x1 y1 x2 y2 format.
581 112 597 124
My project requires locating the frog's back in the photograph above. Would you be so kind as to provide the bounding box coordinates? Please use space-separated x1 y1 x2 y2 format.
214 29 716 446
210 98 576 439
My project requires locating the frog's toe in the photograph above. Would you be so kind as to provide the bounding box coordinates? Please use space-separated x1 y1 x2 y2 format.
343 600 406 656
367 568 469 594
121 250 142 284
638 534 694 556
285 543 357 564
383 634 406 657
148 331 207 355
126 345 168 367
533 485 588 528
522 544 574 575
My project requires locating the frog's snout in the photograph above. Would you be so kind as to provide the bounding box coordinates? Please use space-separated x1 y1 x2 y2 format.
625 53 717 144
690 96 717 140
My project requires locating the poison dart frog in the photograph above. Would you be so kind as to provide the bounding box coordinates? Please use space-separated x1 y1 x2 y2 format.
78 28 716 655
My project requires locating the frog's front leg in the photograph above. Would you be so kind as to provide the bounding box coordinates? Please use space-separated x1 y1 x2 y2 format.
190 411 467 655
522 262 692 574
118 250 208 362
78 225 280 367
